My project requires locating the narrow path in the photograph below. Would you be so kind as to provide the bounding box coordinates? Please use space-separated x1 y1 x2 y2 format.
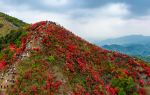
0 32 35 94
0 53 29 95
0 64 16 95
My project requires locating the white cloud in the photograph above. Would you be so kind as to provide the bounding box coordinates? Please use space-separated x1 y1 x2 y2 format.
65 3 131 41
66 3 150 41
117 16 150 36
100 3 130 16
0 2 150 42
41 0 69 7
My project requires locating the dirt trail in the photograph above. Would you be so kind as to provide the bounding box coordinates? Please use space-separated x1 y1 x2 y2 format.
0 43 30 95
0 29 40 94
0 64 16 94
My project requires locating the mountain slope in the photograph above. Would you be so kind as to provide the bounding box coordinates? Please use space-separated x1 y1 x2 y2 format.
0 21 150 95
0 12 27 36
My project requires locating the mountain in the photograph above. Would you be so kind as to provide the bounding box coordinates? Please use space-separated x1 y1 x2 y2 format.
137 56 150 63
102 44 150 62
98 35 150 62
103 44 150 56
0 12 27 36
99 35 150 46
0 20 149 95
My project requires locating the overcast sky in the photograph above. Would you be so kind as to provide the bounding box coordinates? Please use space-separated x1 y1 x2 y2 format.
0 0 150 42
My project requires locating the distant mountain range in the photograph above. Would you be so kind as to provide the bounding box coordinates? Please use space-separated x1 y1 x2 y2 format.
103 44 150 56
99 35 150 62
99 35 150 46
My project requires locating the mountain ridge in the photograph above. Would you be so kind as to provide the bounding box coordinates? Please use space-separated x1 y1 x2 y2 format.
103 44 150 56
0 12 28 37
98 35 150 46
99 35 150 62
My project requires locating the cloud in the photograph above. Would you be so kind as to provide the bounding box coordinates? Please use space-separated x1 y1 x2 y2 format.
101 3 130 16
0 1 150 42
66 3 130 41
41 0 69 7
67 3 150 41
117 16 150 36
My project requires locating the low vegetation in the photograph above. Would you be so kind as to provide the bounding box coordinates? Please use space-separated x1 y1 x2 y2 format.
0 12 27 27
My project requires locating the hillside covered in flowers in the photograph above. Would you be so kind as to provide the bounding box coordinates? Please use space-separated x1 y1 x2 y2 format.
0 21 150 95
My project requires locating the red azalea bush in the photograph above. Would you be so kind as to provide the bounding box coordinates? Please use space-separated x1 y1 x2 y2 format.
0 61 6 70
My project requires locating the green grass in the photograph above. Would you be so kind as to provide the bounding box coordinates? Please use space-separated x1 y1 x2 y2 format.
0 17 15 36
0 12 28 37
0 12 27 27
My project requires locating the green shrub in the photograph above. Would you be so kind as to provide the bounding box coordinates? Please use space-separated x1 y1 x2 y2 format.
3 48 14 59
32 62 40 68
47 55 55 63
0 12 27 27
0 28 27 49
118 88 126 95
0 52 3 59
111 76 136 94
133 93 139 95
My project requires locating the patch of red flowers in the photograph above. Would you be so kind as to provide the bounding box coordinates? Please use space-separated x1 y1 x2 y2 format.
106 85 117 95
0 61 6 70
9 43 16 51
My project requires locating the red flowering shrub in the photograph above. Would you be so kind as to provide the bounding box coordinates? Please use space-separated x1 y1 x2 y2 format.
52 81 62 90
144 67 150 77
32 47 40 52
67 44 75 52
0 61 6 70
65 60 75 72
9 43 16 51
139 80 145 86
106 85 116 95
123 69 129 75
77 58 86 73
45 73 62 93
138 88 146 95
31 85 37 93
24 70 32 79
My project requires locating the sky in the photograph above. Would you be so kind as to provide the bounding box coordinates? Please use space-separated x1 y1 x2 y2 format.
0 0 150 42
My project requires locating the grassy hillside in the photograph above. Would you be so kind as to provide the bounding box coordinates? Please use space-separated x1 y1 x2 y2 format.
0 21 149 95
0 12 28 37
0 16 16 36
0 12 27 27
